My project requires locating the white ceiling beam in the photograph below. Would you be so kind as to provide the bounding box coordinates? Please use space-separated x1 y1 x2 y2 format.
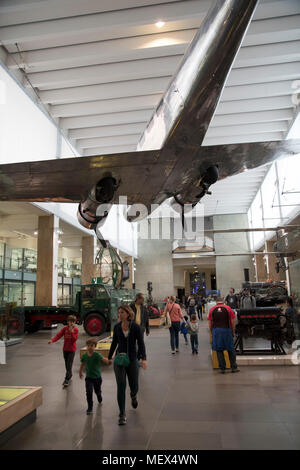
242 15 300 47
221 80 297 102
78 134 140 149
216 95 295 115
82 145 136 156
60 109 153 130
51 94 161 118
69 123 147 140
210 109 294 127
8 35 300 76
0 1 208 46
1 0 299 30
226 61 300 87
39 76 171 104
1 9 299 56
0 0 184 26
253 0 300 21
205 121 288 138
27 59 300 91
7 29 194 73
233 40 300 68
203 132 284 146
26 55 182 89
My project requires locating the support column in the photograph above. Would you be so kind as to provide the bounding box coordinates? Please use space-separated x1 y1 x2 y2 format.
135 238 175 302
184 270 191 296
36 215 58 306
265 240 281 281
81 236 97 284
255 253 267 281
214 214 255 296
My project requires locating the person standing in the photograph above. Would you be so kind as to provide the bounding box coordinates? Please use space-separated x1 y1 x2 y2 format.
48 315 79 387
130 293 150 339
79 338 111 414
208 297 239 374
285 297 296 322
108 305 147 426
164 296 186 354
240 288 256 309
225 288 239 310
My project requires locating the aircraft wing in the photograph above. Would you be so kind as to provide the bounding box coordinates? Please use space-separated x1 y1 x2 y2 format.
0 149 170 209
1 139 299 210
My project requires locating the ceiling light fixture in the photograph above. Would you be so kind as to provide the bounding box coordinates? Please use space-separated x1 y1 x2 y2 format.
155 20 165 28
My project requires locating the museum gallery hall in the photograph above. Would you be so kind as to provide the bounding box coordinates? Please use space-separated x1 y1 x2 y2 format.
0 0 300 453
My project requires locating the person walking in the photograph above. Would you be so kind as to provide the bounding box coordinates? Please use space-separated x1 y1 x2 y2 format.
164 296 186 354
208 297 240 374
130 293 150 339
108 305 147 426
48 315 78 387
196 296 205 320
187 295 196 318
79 337 111 414
180 315 189 345
187 313 199 354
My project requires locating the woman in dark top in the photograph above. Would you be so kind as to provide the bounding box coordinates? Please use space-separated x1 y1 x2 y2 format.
108 304 147 425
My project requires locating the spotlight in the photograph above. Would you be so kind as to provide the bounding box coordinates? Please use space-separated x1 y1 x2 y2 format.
155 20 165 27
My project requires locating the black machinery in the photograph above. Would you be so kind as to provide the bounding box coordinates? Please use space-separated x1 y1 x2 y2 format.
234 307 295 355
241 282 287 307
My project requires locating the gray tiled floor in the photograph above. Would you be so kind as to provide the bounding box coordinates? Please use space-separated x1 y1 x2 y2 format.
0 321 300 450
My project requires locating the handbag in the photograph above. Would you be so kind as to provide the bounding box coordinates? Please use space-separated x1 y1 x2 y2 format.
114 324 130 367
164 303 174 328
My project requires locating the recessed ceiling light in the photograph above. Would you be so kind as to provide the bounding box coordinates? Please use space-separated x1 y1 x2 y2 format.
155 20 165 28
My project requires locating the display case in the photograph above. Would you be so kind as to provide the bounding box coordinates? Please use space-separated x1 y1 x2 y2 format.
0 386 43 445
4 247 23 271
0 242 4 269
23 249 37 272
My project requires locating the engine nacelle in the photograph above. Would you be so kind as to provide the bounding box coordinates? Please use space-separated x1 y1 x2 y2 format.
170 165 219 213
77 176 117 230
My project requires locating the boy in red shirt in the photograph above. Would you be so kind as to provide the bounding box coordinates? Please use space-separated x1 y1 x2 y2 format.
48 315 79 387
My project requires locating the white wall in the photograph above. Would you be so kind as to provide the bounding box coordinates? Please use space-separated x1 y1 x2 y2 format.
0 65 57 164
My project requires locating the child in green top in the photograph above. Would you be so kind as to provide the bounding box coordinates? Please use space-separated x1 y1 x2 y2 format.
80 338 111 414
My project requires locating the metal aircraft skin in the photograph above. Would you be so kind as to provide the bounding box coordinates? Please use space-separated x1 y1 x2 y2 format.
0 0 300 229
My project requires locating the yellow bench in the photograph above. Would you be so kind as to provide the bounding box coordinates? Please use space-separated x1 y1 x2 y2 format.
80 337 112 359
